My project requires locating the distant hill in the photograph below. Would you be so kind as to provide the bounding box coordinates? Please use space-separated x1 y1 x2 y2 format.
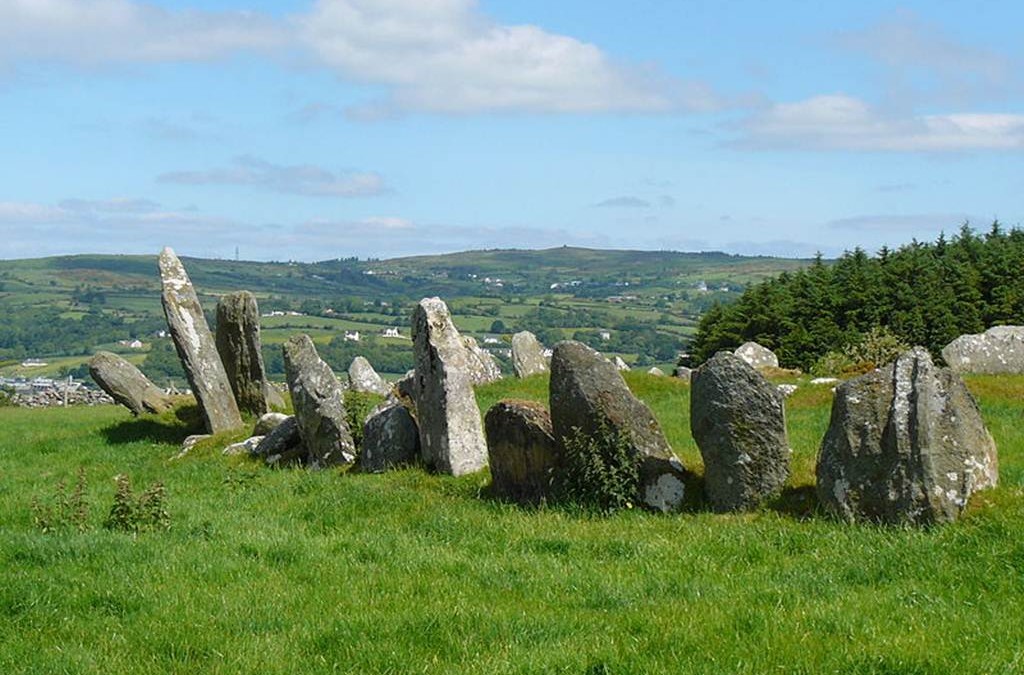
0 247 811 377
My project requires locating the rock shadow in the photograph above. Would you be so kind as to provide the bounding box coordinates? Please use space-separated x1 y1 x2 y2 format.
766 485 819 520
100 404 204 446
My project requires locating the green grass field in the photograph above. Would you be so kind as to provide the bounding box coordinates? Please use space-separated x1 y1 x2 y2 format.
1 374 1023 674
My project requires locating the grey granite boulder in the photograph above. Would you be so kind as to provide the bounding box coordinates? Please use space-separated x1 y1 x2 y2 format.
734 341 779 370
253 415 304 465
357 402 420 473
941 326 1024 374
411 297 488 476
348 356 390 395
216 290 282 416
674 366 692 382
647 367 665 377
817 347 998 525
462 336 503 384
485 400 560 504
253 411 289 437
88 351 173 415
158 247 242 433
549 340 689 512
690 352 791 512
612 356 630 371
283 334 356 467
511 331 549 378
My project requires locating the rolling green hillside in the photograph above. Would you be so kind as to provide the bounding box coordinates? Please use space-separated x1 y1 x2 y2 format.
0 248 810 378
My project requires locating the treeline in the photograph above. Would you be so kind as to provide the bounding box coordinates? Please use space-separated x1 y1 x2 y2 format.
691 224 1024 371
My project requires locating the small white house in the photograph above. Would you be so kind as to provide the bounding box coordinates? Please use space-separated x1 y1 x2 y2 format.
599 331 612 341
344 331 361 342
382 327 401 338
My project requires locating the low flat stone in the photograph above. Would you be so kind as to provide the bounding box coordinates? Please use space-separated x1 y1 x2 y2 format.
942 326 1024 374
253 412 289 436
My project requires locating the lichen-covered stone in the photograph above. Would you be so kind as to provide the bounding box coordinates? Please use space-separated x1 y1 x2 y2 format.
283 334 355 467
348 356 390 395
511 331 548 378
817 347 998 525
253 412 289 437
253 415 304 465
690 352 791 512
88 351 173 415
549 340 688 512
358 402 420 473
159 247 242 433
734 341 779 370
462 336 503 384
941 326 1024 374
216 290 279 416
485 400 559 504
411 297 488 476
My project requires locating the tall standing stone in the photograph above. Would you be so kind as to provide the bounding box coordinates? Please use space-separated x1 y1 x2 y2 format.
411 297 488 476
283 334 356 467
88 351 174 415
511 331 548 378
549 341 689 512
216 290 281 416
158 247 242 433
690 352 791 512
817 347 998 525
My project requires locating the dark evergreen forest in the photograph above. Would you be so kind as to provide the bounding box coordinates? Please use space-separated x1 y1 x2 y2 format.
691 223 1024 370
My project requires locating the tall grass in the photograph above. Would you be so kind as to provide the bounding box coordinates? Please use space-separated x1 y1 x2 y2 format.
0 373 1022 673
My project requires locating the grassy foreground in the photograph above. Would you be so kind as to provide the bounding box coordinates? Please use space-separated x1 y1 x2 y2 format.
1 374 1023 674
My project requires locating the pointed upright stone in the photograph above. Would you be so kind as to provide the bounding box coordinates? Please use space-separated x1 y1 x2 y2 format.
511 331 548 378
216 290 280 416
411 297 488 476
283 334 356 467
348 356 390 395
158 247 242 433
462 336 503 384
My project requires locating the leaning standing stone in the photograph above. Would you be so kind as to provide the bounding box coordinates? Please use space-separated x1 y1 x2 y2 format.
216 290 280 416
358 401 420 473
690 352 791 512
549 340 688 512
817 347 998 525
511 331 549 378
485 400 560 504
411 297 489 476
88 351 174 415
158 247 242 433
283 334 356 467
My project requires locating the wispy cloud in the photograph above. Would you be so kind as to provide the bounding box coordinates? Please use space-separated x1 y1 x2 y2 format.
594 196 651 208
158 156 388 197
734 94 1024 152
826 213 975 232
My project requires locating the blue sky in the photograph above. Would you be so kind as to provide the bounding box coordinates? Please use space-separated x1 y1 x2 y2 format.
1 0 1022 261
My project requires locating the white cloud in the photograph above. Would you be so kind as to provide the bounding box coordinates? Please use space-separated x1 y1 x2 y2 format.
736 94 1024 152
0 0 285 67
296 0 717 115
594 196 651 208
158 156 388 197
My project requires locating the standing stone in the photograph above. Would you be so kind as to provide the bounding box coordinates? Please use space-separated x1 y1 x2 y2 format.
358 402 420 473
283 334 355 467
612 356 630 371
734 341 779 370
647 367 666 377
485 400 560 504
511 331 549 378
674 366 692 382
216 290 280 416
411 298 489 476
348 356 390 395
690 352 791 512
158 247 242 433
549 341 688 512
88 351 174 416
462 336 503 384
941 326 1024 374
817 347 999 525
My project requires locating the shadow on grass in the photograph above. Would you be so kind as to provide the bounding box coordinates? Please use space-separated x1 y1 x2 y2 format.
100 404 204 446
767 485 819 520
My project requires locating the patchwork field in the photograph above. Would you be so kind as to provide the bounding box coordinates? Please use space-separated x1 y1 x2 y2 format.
1 373 1022 674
